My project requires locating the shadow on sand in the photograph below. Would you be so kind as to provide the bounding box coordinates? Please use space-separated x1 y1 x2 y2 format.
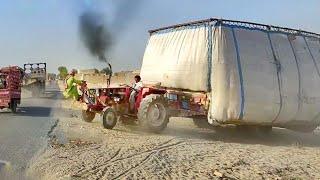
115 119 320 148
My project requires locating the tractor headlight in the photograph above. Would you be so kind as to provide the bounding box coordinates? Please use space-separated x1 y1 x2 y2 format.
114 97 120 102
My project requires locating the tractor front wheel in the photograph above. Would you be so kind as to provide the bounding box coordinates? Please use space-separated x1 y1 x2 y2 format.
82 110 95 122
102 108 117 129
138 94 169 133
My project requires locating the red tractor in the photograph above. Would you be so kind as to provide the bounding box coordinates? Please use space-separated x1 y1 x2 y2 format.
80 82 208 133
0 66 23 113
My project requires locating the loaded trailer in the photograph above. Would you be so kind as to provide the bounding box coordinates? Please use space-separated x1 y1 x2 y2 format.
82 18 320 133
140 18 320 132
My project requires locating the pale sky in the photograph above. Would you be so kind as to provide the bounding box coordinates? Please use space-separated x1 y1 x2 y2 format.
0 0 319 73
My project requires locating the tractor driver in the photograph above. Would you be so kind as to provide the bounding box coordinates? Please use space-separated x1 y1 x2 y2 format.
129 75 143 112
97 89 108 106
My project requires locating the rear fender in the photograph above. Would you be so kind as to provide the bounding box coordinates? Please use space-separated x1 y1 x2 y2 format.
124 87 131 101
135 88 167 109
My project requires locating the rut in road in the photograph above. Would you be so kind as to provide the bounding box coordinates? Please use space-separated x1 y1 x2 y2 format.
73 138 185 179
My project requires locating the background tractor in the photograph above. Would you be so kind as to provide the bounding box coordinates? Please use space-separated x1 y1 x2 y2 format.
23 62 47 97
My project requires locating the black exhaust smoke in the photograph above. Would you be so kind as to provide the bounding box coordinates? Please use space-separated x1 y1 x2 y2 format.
79 11 111 61
78 1 144 85
78 0 143 62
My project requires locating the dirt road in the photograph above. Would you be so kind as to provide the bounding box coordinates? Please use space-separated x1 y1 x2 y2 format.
28 102 320 180
0 85 63 179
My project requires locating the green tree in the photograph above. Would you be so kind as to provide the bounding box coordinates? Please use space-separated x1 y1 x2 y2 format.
100 67 112 75
58 66 68 79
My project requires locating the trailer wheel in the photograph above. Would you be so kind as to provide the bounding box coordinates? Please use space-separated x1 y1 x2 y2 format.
10 100 17 113
102 108 117 129
82 110 95 122
138 94 169 133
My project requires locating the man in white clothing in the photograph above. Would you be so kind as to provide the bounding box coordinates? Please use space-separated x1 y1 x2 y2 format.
129 75 143 112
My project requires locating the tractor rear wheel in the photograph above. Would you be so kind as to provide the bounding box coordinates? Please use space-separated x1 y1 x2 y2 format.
82 110 95 122
102 108 117 129
138 94 169 133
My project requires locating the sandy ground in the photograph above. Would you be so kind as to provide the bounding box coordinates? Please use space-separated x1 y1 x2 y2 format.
26 98 320 180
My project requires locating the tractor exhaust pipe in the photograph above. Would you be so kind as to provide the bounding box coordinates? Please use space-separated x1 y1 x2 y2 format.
99 56 112 87
107 62 112 86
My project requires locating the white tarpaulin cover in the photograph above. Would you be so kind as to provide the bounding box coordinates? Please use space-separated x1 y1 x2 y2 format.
210 25 320 127
140 26 209 91
141 21 320 127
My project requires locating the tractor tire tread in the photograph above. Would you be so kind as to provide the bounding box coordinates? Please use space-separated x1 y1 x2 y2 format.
102 108 117 129
137 94 169 133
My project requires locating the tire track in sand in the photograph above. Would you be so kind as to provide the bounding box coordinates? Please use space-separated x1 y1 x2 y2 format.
109 141 185 179
78 139 185 179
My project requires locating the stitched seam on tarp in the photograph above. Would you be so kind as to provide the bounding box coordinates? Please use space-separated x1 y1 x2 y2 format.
231 28 245 120
287 35 302 119
267 32 283 123
207 24 213 91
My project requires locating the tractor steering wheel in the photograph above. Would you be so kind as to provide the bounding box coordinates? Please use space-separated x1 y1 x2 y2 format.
119 84 139 93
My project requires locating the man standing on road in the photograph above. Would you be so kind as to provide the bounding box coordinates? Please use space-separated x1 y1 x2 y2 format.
63 70 83 101
129 75 143 113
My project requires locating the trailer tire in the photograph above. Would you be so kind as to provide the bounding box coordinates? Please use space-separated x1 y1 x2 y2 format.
102 108 117 129
82 110 95 122
10 100 17 113
138 94 169 133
